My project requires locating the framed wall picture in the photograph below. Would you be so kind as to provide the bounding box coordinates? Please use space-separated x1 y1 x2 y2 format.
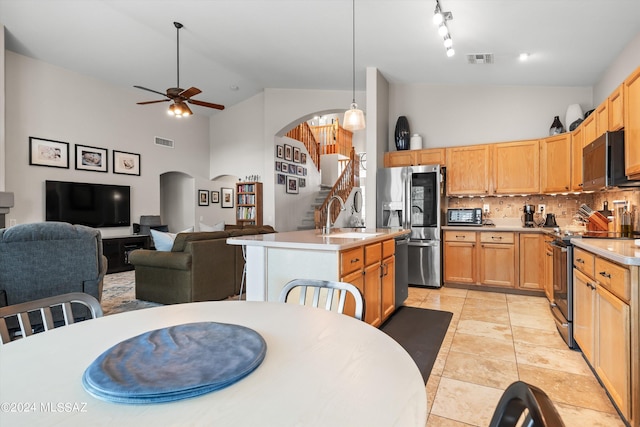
113 150 141 176
211 191 220 203
276 145 284 159
275 161 281 171
297 165 303 175
301 153 307 164
284 144 293 161
288 163 296 174
299 178 306 188
286 176 298 194
221 187 233 208
28 137 69 169
75 144 108 172
198 189 209 206
277 173 286 185
293 147 301 163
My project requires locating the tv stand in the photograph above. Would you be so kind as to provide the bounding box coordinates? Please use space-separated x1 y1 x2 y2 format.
103 235 150 274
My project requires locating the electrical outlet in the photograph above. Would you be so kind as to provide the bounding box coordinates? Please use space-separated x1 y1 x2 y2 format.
538 204 545 214
483 204 490 213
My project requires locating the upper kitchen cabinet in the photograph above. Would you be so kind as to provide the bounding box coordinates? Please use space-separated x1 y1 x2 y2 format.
541 133 571 193
384 148 445 167
571 126 584 192
493 140 540 194
609 84 624 131
596 101 609 137
624 66 640 179
446 145 491 195
583 112 597 147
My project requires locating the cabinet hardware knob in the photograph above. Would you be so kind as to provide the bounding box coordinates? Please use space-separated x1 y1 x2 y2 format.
491 236 502 240
576 258 584 264
455 235 465 239
351 258 360 263
598 271 611 278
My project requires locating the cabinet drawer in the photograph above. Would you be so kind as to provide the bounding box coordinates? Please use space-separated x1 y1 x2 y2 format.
444 231 476 242
574 247 595 279
382 239 395 258
340 247 364 275
480 232 514 244
594 257 630 303
365 242 382 266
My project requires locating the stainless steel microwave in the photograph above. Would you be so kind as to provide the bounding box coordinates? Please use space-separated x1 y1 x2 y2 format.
583 130 640 191
447 208 482 226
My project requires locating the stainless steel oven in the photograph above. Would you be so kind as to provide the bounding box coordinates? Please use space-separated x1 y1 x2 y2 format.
547 236 576 349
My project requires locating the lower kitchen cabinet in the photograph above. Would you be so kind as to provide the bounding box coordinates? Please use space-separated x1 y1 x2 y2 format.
543 234 554 301
381 239 395 322
443 231 476 284
478 232 515 288
519 233 545 291
573 268 596 363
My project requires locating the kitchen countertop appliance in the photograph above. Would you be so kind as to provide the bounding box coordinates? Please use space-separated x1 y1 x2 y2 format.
447 208 482 226
543 213 558 227
523 204 535 228
377 164 444 288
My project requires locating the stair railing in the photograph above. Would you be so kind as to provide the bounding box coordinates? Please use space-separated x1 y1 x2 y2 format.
285 122 320 171
314 148 360 229
310 119 352 158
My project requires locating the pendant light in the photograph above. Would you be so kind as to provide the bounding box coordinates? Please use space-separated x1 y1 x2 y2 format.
343 0 365 131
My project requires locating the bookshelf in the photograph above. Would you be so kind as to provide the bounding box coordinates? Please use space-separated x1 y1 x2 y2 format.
236 182 263 226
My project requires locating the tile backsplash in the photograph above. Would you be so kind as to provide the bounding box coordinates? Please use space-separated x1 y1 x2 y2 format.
445 189 640 229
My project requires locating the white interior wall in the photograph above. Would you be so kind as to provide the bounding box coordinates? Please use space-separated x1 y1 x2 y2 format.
0 24 6 191
160 172 194 232
594 32 640 104
4 51 211 236
208 175 241 227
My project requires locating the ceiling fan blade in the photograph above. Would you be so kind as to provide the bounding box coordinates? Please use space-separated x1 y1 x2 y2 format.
134 85 169 97
137 99 171 105
179 87 202 99
188 99 225 110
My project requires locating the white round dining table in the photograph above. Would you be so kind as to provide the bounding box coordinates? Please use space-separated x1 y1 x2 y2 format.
0 301 427 426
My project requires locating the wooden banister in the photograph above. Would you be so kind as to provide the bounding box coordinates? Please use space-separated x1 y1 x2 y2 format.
315 148 360 229
285 122 321 171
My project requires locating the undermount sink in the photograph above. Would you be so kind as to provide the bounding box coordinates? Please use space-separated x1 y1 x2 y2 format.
326 232 382 239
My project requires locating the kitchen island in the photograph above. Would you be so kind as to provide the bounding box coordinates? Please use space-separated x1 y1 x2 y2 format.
227 228 408 327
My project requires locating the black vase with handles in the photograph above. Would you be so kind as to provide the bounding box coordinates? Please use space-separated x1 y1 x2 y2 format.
394 116 410 151
549 116 565 136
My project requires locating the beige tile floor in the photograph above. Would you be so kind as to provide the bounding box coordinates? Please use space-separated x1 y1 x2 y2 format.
403 286 627 427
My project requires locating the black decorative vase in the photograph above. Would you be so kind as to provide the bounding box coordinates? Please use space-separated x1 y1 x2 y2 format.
549 116 565 136
394 116 410 151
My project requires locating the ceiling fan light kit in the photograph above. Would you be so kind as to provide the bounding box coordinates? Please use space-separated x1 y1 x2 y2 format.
343 0 365 132
135 21 224 117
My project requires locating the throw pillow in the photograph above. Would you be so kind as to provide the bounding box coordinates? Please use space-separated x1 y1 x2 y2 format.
199 221 225 232
150 229 177 251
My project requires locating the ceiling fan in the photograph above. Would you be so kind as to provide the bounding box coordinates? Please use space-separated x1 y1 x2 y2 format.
134 22 224 116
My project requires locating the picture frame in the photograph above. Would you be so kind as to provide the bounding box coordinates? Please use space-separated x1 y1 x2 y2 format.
28 137 69 169
275 161 281 171
198 190 209 206
211 191 220 203
293 147 301 163
75 144 108 172
221 187 234 208
301 153 307 164
277 173 286 185
286 176 298 194
303 167 307 176
288 163 296 174
284 144 293 161
299 177 306 188
276 145 284 159
113 150 141 176
297 165 303 175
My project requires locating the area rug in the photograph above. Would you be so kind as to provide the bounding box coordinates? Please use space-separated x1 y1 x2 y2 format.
101 271 162 315
380 306 453 384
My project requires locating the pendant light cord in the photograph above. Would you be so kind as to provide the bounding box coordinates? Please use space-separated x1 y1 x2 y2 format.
351 0 356 104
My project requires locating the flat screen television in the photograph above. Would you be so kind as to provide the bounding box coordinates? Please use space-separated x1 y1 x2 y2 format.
46 180 131 228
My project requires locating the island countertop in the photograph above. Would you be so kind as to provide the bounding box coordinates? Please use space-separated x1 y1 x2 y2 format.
227 228 410 251
570 237 640 266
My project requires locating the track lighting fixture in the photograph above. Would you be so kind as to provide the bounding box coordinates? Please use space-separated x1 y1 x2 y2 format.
433 0 454 57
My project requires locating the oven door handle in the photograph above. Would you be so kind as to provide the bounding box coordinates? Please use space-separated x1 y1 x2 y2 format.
551 306 569 327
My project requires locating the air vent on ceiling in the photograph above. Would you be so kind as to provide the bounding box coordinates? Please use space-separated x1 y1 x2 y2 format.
466 53 494 64
154 136 174 148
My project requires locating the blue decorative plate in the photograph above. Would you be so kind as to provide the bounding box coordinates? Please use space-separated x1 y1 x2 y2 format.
82 322 266 404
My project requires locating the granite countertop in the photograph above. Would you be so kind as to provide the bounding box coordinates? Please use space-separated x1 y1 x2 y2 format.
570 238 640 266
227 228 409 251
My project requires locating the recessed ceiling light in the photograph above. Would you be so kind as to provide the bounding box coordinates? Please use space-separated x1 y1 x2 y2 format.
519 53 529 61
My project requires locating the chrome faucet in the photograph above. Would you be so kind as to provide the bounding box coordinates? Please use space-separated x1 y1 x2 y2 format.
323 195 346 235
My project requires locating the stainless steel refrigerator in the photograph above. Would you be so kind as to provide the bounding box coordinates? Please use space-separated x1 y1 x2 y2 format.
376 164 443 288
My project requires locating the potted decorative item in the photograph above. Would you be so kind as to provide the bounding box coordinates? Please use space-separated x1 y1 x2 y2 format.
549 116 564 135
394 116 410 150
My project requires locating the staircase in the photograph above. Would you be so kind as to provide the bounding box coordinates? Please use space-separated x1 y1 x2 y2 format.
298 185 332 230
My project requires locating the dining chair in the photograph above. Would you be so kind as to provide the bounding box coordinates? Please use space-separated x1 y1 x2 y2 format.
488 381 565 426
279 279 364 321
0 292 103 344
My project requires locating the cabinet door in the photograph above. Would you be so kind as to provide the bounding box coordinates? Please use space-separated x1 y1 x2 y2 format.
609 85 624 131
573 269 595 363
341 269 365 319
364 261 382 327
385 151 415 167
446 145 491 195
416 148 445 166
493 140 540 194
596 285 630 418
583 113 596 147
544 238 554 301
478 243 515 288
443 241 476 284
519 234 544 291
571 126 584 192
596 101 609 136
381 255 395 322
624 66 640 178
540 134 571 193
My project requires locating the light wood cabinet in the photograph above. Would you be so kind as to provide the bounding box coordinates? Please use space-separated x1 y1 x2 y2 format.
540 134 571 193
609 84 624 131
493 140 540 194
236 182 263 226
443 231 477 284
384 148 445 167
478 232 516 288
583 113 596 147
543 235 554 301
624 66 640 178
519 233 545 291
596 101 609 137
446 145 491 195
571 126 584 192
573 268 596 363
